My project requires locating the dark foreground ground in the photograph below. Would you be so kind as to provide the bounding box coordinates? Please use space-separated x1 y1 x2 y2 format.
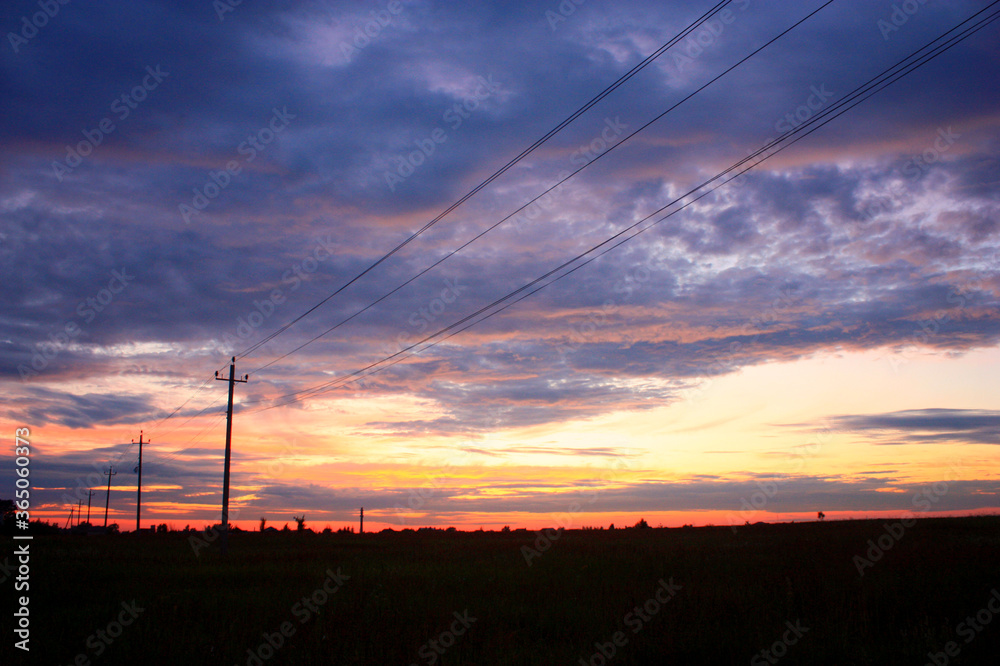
3 516 1000 665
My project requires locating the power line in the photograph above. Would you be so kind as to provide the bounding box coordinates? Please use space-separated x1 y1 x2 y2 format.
245 1 999 413
241 0 839 405
233 0 740 361
130 1 741 458
116 1 998 496
148 395 227 443
142 410 227 469
146 358 231 434
136 358 233 468
245 0 836 375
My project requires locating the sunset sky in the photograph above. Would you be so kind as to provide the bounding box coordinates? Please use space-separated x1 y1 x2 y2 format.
2 0 998 532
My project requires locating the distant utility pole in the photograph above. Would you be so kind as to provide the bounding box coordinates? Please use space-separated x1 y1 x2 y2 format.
216 357 248 553
87 489 93 524
103 466 117 528
360 507 364 534
65 504 75 529
134 431 146 533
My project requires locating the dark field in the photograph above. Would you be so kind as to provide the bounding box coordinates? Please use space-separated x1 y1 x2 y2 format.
5 516 1000 665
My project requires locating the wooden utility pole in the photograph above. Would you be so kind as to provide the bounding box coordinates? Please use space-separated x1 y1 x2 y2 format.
216 357 248 553
360 507 364 534
103 466 117 528
87 489 93 524
135 431 146 533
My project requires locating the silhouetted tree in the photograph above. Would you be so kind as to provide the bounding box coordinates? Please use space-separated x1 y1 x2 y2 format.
634 518 650 529
817 511 826 521
293 515 306 532
1 499 14 533
259 517 267 532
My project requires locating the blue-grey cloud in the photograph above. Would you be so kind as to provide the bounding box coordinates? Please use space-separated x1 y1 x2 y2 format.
832 408 1000 445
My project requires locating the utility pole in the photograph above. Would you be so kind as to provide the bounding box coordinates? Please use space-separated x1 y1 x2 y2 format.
360 507 364 534
65 504 75 529
87 489 93 524
135 431 145 533
103 466 117 528
216 357 248 553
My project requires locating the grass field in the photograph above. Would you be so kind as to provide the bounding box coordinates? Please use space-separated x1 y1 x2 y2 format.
4 516 1000 665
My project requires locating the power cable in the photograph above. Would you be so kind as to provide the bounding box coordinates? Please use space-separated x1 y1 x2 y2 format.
245 1 999 411
233 1 739 360
245 0 836 374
